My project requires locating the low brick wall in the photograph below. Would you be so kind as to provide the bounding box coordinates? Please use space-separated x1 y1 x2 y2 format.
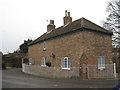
22 64 116 79
22 64 79 78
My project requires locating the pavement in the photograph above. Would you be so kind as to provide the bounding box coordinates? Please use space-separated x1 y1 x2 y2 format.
2 68 118 88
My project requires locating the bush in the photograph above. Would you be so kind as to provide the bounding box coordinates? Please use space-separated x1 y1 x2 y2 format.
46 61 51 67
2 62 6 69
5 63 13 67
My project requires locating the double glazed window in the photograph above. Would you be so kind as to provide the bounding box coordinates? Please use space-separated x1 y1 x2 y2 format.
97 56 105 69
41 57 46 67
61 57 71 70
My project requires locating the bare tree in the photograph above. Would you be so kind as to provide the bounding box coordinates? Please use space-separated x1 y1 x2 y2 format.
103 0 120 48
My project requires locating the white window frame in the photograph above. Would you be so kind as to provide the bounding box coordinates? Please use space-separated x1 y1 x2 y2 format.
61 57 71 70
41 57 46 67
97 56 105 69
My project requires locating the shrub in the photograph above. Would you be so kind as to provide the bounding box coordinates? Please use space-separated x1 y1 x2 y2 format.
2 62 6 69
46 61 51 67
5 63 13 67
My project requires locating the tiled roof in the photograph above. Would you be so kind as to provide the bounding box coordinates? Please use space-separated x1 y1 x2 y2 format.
29 17 113 46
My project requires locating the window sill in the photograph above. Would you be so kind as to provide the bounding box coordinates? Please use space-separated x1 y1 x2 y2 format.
41 65 46 67
61 68 71 70
29 63 32 65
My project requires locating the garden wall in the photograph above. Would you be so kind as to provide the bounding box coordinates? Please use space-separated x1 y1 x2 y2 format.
22 64 79 78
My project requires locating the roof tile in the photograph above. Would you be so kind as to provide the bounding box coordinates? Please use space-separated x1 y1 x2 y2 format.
29 18 112 46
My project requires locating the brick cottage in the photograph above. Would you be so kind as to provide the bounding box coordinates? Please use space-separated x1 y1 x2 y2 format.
22 11 116 79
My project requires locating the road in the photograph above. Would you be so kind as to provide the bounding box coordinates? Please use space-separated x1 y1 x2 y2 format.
2 68 118 88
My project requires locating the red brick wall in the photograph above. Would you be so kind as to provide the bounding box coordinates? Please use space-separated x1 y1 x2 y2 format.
28 30 84 67
82 31 113 65
28 30 112 67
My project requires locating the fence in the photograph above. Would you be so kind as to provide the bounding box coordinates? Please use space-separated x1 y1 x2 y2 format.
87 63 116 79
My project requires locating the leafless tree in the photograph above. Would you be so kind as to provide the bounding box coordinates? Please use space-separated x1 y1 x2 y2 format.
103 0 120 48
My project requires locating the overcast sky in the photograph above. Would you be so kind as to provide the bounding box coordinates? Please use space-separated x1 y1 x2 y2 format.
0 0 111 54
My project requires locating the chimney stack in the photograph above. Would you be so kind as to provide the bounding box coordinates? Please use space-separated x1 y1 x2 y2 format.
47 20 55 32
63 10 72 25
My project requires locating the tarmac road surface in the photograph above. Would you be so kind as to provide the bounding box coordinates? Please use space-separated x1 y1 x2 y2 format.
2 68 118 88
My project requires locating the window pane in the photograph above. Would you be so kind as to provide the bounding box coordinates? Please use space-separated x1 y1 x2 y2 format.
64 58 67 68
98 56 105 69
68 58 70 68
43 41 46 49
41 57 46 65
102 56 105 64
98 56 101 64
44 59 45 65
61 57 71 69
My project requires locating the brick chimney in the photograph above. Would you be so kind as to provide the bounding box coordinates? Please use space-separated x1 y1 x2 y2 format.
47 20 55 32
63 10 72 25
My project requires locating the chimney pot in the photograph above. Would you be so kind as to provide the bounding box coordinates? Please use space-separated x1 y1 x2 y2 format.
47 20 55 32
50 20 54 25
68 12 70 16
65 10 68 16
63 10 72 25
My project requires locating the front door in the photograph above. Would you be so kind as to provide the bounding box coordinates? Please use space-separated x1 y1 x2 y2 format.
80 63 88 79
80 52 88 79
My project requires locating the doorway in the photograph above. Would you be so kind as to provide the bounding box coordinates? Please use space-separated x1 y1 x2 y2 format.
80 63 88 79
79 52 88 79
